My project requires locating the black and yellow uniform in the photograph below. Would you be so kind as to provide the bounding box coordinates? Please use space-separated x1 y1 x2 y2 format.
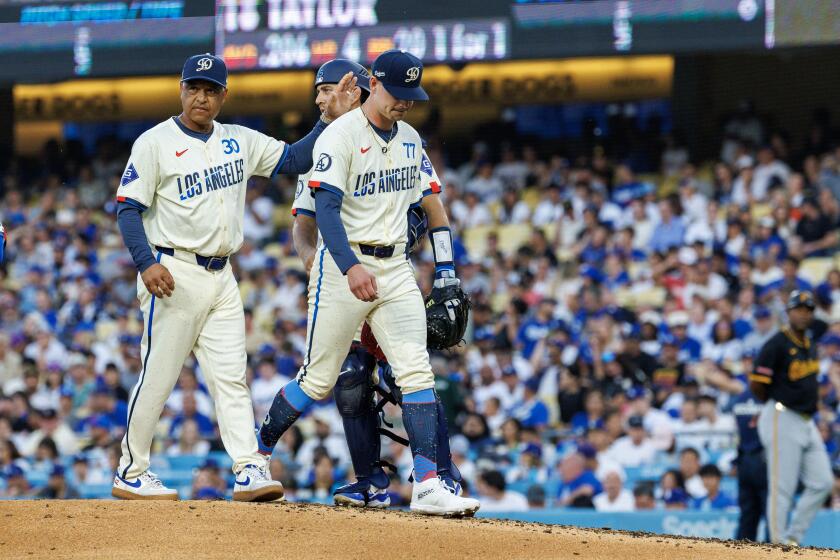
752 290 833 544
750 327 819 415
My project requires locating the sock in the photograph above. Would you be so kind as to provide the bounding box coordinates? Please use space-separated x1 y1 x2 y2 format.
402 388 438 483
258 380 314 454
434 394 458 481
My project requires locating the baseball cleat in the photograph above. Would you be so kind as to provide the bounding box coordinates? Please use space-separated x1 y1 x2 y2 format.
232 463 285 502
333 481 391 508
439 474 463 496
112 470 179 500
409 477 480 517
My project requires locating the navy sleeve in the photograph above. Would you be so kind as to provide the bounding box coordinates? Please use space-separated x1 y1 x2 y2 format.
314 189 359 275
274 119 328 175
117 201 157 273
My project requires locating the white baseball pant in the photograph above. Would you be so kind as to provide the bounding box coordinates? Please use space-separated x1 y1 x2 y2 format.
118 249 263 479
296 243 434 400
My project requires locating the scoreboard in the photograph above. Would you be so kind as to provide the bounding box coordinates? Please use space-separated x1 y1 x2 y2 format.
0 0 214 82
214 0 510 70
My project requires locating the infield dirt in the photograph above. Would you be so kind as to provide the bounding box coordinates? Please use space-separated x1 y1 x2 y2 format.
0 500 837 559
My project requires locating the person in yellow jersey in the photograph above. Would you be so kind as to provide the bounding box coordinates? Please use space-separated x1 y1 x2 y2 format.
751 290 833 545
258 50 478 516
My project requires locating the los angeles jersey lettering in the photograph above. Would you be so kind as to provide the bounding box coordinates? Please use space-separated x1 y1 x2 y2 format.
292 147 441 219
306 108 424 246
117 118 286 256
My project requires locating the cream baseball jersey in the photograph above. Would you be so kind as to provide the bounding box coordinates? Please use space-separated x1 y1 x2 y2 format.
293 147 442 218
117 117 286 257
306 107 424 246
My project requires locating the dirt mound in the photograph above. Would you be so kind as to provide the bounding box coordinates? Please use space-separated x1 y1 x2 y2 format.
0 500 836 559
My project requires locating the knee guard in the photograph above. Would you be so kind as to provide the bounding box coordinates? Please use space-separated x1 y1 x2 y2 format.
335 346 389 488
334 346 377 417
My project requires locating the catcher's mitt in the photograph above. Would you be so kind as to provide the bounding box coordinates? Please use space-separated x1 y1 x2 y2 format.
425 284 471 349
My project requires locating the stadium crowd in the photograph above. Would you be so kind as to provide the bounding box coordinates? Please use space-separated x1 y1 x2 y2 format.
2 101 840 515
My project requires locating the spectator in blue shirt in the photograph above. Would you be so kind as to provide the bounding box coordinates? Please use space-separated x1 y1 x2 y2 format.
650 196 686 253
168 392 215 440
570 389 606 434
603 253 631 291
750 216 787 262
511 377 549 430
516 299 557 360
692 464 736 510
556 452 602 508
666 311 702 362
762 256 813 296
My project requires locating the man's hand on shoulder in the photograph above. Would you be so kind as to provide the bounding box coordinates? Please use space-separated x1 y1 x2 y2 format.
141 263 175 298
321 71 358 123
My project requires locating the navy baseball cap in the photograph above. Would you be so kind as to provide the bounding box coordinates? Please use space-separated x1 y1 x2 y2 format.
315 59 370 92
371 49 428 101
181 53 228 89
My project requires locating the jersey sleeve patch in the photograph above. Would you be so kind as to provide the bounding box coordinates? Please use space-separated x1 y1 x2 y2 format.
121 163 140 186
420 153 433 177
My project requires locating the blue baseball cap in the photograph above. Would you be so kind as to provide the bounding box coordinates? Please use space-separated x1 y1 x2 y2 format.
371 49 428 101
181 53 228 89
50 464 66 478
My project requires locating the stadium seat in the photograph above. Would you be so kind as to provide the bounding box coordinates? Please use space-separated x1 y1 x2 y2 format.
496 224 534 255
272 205 293 229
521 188 541 210
78 483 114 499
462 225 495 258
800 257 834 285
166 455 205 472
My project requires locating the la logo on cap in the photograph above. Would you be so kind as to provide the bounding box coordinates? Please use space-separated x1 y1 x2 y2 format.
405 67 420 82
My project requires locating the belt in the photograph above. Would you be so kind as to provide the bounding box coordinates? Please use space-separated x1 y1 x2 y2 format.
358 243 395 258
155 246 229 271
774 401 813 421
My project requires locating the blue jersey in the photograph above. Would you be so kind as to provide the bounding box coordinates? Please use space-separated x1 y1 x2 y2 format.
692 491 736 511
517 318 553 359
732 380 763 454
678 336 702 362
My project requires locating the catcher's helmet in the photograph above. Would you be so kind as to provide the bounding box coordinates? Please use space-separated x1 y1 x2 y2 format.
314 59 370 92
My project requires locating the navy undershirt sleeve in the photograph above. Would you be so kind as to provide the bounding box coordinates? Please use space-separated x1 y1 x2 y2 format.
274 119 328 175
314 189 359 275
117 202 157 273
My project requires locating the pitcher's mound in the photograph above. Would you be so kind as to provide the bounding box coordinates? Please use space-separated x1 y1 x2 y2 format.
0 500 836 559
